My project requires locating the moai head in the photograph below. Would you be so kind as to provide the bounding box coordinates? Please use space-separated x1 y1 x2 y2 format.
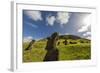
25 40 35 50
45 32 59 50
65 39 67 45
30 40 35 44
57 41 60 45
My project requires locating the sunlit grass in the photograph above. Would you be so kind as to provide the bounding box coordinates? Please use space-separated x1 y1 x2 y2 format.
23 39 91 62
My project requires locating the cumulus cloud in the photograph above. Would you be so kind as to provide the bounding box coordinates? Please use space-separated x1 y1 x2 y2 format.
86 36 91 39
46 15 56 26
56 12 71 25
83 32 91 39
83 32 91 37
77 14 91 39
78 25 89 32
65 33 69 35
46 12 71 26
23 36 33 42
59 32 69 35
25 11 42 21
78 14 91 32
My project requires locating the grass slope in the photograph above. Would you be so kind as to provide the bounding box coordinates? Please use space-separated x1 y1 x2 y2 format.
23 35 91 62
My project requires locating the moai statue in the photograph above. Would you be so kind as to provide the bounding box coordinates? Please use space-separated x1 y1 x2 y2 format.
63 39 67 45
43 32 59 61
24 40 35 62
69 41 77 44
57 41 60 46
25 40 35 51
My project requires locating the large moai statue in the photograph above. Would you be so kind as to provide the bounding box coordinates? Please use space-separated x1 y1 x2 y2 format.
25 40 35 51
43 32 59 61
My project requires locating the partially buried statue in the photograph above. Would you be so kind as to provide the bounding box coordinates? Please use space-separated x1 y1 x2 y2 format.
63 39 68 45
25 40 35 51
43 32 59 61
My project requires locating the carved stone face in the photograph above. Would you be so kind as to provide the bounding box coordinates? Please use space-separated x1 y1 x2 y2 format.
45 32 59 50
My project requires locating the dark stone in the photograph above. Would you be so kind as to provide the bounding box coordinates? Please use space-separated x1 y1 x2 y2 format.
43 49 59 61
45 32 59 51
43 32 59 61
63 39 68 45
57 42 60 45
69 41 77 44
25 40 35 50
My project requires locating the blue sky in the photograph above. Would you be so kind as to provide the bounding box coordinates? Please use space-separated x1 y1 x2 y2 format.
23 10 91 42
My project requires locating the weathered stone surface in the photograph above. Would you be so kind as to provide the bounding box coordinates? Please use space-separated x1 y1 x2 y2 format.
25 40 35 50
63 39 68 45
43 49 59 61
45 32 59 50
43 32 59 61
57 42 60 45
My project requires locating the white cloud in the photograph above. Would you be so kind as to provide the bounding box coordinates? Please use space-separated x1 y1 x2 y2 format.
78 25 88 32
25 21 38 28
46 15 56 26
86 36 91 39
46 12 71 26
23 36 33 43
59 32 69 35
78 15 91 32
83 32 91 37
77 14 91 40
82 32 91 40
56 12 71 25
65 33 69 35
25 11 42 21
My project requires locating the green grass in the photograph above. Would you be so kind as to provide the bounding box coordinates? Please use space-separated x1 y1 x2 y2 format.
23 39 91 62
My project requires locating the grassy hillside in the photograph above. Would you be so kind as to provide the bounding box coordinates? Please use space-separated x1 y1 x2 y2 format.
23 35 91 62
